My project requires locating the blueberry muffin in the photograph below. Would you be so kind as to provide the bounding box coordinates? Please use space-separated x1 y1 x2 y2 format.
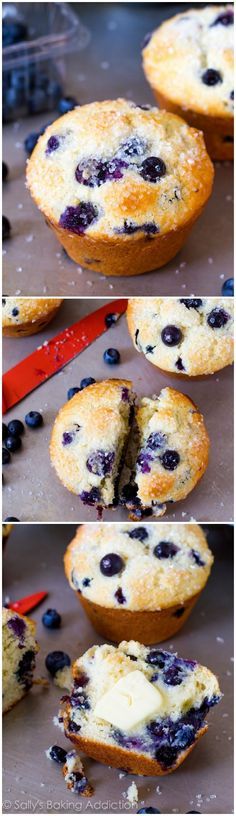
61 640 221 775
2 608 38 713
26 99 214 277
127 297 234 377
121 387 209 519
50 379 135 509
64 523 213 644
142 5 234 160
2 297 63 337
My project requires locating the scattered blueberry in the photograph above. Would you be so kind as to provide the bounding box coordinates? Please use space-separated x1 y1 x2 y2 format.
7 419 24 437
59 202 98 234
3 215 11 240
221 278 234 296
2 448 11 465
4 516 19 521
80 377 96 389
49 745 67 764
180 298 202 310
140 156 166 182
86 450 115 476
202 68 222 86
100 553 124 576
2 423 8 441
57 96 78 115
160 450 180 470
67 386 80 400
42 609 61 629
5 435 22 452
128 527 148 541
161 325 182 346
105 312 118 328
207 308 229 328
25 411 43 429
154 541 179 559
45 650 71 676
2 162 8 182
103 348 120 365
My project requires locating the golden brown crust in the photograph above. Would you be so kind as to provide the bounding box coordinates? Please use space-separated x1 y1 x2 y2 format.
77 592 201 645
2 298 63 337
64 717 208 776
153 91 233 161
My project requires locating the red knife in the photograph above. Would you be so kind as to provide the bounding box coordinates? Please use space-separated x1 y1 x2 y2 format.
7 591 48 615
2 299 127 413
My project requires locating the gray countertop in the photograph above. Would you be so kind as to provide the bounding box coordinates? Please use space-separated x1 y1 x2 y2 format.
2 522 233 814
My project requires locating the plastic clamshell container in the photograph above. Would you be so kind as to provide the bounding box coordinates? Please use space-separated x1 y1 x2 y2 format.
3 2 90 121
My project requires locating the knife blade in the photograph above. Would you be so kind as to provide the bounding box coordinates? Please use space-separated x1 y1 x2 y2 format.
2 298 127 413
7 591 48 615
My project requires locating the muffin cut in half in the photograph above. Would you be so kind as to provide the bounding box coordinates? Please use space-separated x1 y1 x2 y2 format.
2 608 38 713
61 640 221 775
50 379 135 509
64 523 213 644
127 297 234 378
2 298 63 337
121 387 209 519
142 4 234 160
26 99 214 276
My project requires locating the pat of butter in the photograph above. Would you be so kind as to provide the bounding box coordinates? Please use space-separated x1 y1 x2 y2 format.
93 670 163 731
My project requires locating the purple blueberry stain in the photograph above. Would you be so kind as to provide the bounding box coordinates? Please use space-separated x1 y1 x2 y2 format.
115 587 126 604
79 487 101 505
46 135 60 155
7 616 26 643
59 203 99 235
207 308 230 328
137 450 153 474
86 450 115 476
116 220 159 235
75 157 127 187
146 432 166 450
121 387 130 402
176 357 185 371
154 541 179 559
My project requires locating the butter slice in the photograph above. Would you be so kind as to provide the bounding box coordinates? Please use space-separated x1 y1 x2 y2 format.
93 670 163 731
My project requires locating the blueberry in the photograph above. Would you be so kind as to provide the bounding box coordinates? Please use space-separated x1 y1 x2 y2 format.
59 203 98 234
172 723 195 749
68 719 81 733
12 307 19 317
80 377 96 389
128 527 148 542
164 666 185 686
161 325 182 346
7 615 26 639
5 435 22 452
7 420 24 438
121 136 146 157
180 298 202 310
114 587 126 604
202 69 222 86
100 553 124 576
25 411 43 429
160 450 180 470
82 578 91 587
137 451 153 474
79 487 101 505
146 650 168 668
222 278 234 296
191 549 205 567
155 744 177 768
86 450 115 476
140 156 166 182
42 609 61 629
137 809 160 814
211 10 233 26
176 357 185 371
24 130 44 156
103 348 120 365
146 432 166 450
3 20 28 47
2 448 11 465
46 135 60 155
105 312 118 328
207 308 230 328
230 90 234 100
2 162 8 182
3 216 11 240
2 423 8 441
154 541 179 559
174 607 185 618
49 745 67 764
146 345 156 354
57 96 78 115
121 387 130 402
45 650 71 676
16 649 35 688
62 431 74 445
67 386 80 400
4 516 19 521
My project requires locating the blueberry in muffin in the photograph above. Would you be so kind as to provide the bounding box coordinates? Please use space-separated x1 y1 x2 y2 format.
2 608 38 713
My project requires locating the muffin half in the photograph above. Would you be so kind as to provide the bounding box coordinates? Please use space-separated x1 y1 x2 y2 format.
61 640 221 775
2 608 38 713
26 99 213 276
64 523 213 644
2 297 63 337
